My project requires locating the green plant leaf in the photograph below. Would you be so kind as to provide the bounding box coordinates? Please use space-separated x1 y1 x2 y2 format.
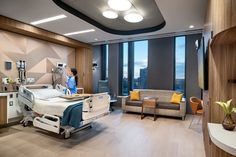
216 101 228 113
226 99 232 108
232 108 236 113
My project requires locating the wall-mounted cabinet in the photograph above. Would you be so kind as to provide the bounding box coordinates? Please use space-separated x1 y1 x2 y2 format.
7 92 22 122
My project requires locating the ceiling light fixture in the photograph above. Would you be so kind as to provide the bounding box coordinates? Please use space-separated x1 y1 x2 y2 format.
64 29 95 36
108 0 132 11
189 25 195 29
30 14 67 25
124 13 143 23
102 10 118 19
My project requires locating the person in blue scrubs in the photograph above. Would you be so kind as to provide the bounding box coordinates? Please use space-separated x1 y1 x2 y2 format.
66 67 78 94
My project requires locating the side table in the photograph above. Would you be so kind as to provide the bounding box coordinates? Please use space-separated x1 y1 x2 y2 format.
141 97 158 121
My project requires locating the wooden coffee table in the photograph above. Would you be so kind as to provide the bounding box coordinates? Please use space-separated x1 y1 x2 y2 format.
141 97 158 121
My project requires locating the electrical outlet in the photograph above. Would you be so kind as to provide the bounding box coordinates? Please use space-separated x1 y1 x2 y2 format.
27 78 35 83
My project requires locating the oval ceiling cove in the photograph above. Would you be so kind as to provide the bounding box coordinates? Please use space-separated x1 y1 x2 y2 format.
53 0 166 35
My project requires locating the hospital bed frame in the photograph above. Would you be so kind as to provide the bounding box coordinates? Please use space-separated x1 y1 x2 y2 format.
18 84 110 139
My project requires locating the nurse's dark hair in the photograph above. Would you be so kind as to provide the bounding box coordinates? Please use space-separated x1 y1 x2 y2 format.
71 68 78 86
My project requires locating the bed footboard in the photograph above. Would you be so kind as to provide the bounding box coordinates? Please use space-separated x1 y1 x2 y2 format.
33 114 60 134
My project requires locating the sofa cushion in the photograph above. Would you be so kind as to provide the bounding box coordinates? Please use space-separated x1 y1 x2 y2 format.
170 93 183 104
126 100 143 107
136 89 182 102
157 102 180 110
130 90 140 100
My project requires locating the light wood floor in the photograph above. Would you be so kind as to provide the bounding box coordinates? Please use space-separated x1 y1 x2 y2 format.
0 110 205 157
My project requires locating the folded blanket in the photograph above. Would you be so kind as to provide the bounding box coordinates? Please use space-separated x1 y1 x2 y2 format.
61 102 83 128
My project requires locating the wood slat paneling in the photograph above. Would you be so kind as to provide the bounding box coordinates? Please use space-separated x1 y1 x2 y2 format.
211 26 236 46
209 43 236 123
0 15 91 49
75 48 93 93
204 0 236 36
202 91 211 157
203 0 236 156
210 144 235 157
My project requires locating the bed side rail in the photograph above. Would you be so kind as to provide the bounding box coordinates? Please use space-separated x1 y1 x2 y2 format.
55 84 71 95
18 85 35 108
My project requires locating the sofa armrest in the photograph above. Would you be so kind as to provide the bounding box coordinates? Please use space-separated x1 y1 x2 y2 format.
179 100 186 119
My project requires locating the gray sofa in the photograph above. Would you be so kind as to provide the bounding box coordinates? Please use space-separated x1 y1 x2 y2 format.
121 89 186 120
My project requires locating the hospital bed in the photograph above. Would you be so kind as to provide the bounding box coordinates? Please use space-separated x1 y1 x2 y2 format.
18 84 110 138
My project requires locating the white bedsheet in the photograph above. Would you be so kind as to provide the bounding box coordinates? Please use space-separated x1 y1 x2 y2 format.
32 96 109 120
26 86 110 120
33 97 83 117
31 88 63 100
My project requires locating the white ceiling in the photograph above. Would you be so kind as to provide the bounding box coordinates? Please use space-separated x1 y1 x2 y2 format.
0 0 207 44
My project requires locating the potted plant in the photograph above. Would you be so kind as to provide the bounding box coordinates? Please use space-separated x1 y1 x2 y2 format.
216 99 236 130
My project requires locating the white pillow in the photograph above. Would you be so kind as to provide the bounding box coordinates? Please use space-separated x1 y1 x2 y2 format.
34 89 63 100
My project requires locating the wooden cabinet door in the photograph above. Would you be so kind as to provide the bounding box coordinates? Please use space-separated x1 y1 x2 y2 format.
0 96 7 125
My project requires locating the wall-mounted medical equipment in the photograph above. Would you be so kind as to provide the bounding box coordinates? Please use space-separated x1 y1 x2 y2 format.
16 60 26 84
57 62 67 69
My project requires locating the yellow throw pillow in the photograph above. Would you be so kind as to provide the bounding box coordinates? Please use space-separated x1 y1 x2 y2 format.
130 91 140 101
170 93 183 104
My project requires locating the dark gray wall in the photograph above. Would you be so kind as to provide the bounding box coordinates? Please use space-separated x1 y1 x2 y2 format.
92 34 202 113
92 45 102 93
185 34 202 113
108 43 120 97
148 37 175 90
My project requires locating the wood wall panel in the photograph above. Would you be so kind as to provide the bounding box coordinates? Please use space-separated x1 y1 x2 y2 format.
0 16 93 93
205 28 236 157
232 1 236 27
0 96 7 125
205 0 236 36
209 44 236 123
75 48 93 93
203 0 236 156
210 144 235 157
0 16 90 49
202 91 210 157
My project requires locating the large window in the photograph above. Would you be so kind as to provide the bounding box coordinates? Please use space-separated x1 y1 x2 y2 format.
122 42 129 95
120 40 148 95
175 36 186 94
105 44 109 79
133 40 148 89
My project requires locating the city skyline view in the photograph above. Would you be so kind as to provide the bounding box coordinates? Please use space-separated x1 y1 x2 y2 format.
120 37 186 95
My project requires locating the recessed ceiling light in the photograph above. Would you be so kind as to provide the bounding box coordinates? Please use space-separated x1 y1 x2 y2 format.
108 0 132 11
94 38 98 41
30 14 67 25
64 29 95 36
124 13 143 23
189 25 195 29
102 10 118 19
